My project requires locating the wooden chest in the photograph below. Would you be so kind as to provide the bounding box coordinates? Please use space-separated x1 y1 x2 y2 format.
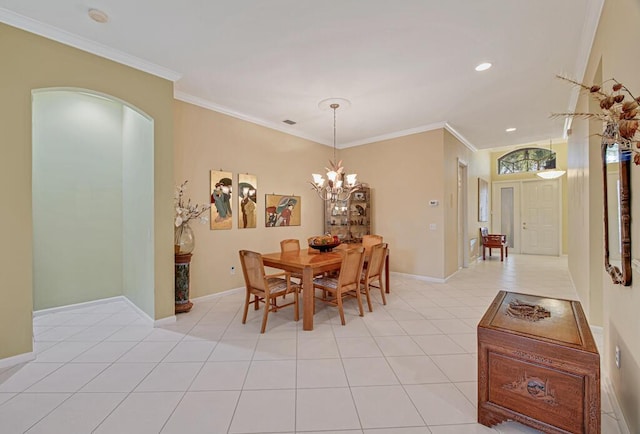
478 291 600 433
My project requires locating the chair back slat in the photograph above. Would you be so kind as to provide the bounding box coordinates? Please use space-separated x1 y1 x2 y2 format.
338 247 366 290
366 243 387 280
280 239 301 253
239 250 267 291
362 234 383 255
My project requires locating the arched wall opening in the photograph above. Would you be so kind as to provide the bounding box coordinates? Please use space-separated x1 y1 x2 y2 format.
32 89 155 317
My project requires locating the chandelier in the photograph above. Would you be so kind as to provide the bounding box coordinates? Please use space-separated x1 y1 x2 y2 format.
309 102 361 201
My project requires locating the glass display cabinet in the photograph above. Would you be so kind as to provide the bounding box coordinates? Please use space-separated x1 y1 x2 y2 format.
324 187 370 243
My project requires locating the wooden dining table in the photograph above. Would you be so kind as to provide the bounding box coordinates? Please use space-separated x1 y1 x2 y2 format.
262 243 390 331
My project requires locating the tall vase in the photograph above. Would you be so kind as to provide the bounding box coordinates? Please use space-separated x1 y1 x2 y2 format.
174 222 195 254
174 222 195 313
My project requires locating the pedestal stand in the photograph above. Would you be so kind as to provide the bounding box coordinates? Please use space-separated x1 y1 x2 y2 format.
175 253 194 313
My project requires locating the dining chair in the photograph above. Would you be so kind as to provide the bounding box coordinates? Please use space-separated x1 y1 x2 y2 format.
362 234 383 255
312 247 366 325
239 250 300 333
280 238 301 253
360 242 388 310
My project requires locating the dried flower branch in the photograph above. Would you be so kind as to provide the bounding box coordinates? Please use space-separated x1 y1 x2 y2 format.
552 75 640 165
174 180 211 227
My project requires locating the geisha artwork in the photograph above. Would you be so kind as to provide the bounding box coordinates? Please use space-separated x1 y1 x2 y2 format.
238 174 257 229
265 194 301 227
210 170 233 230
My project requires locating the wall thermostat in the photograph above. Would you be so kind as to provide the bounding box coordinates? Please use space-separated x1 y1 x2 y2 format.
429 200 439 206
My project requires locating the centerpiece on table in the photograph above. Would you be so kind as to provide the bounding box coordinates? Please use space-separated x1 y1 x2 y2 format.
309 234 341 252
174 180 210 313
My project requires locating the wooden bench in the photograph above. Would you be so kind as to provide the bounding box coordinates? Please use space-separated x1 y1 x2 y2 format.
480 227 508 261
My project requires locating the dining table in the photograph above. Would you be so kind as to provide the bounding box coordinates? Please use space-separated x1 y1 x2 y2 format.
261 243 390 331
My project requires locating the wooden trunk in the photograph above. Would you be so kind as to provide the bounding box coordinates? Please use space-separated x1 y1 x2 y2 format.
478 291 600 433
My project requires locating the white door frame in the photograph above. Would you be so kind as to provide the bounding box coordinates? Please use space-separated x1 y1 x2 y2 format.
458 159 469 268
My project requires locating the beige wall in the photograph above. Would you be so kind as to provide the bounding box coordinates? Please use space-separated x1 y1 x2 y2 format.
490 142 569 254
340 130 447 279
568 0 640 430
174 100 329 296
0 23 175 361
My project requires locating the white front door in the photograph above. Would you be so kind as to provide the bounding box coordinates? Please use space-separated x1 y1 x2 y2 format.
521 179 560 255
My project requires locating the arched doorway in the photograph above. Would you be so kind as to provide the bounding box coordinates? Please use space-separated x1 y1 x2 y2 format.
32 89 155 316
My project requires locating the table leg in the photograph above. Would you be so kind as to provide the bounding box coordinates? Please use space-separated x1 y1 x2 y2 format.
302 266 314 331
385 251 390 294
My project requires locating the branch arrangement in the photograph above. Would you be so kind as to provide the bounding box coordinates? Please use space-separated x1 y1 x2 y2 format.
552 75 640 164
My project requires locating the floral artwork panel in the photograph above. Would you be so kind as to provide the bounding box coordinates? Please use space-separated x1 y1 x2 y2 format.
238 173 257 229
210 170 233 230
265 194 301 227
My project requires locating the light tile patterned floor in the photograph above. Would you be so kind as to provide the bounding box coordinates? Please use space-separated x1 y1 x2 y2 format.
0 254 625 433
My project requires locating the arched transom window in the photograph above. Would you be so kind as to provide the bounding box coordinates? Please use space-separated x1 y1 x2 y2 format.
498 147 556 174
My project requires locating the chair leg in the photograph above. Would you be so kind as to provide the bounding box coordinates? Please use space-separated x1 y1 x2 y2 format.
505 246 508 258
482 246 486 260
242 291 251 324
260 297 270 333
378 278 387 305
336 291 346 325
500 246 504 261
293 289 299 322
355 287 365 317
254 295 259 310
363 282 373 312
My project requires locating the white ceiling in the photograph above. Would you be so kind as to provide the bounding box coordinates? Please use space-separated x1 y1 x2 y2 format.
0 0 603 150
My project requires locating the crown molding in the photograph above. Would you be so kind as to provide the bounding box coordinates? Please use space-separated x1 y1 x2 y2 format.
444 123 477 152
338 122 447 149
562 0 604 137
0 7 181 81
175 91 329 146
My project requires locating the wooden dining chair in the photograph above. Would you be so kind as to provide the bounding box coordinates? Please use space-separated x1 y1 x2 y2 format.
360 242 388 310
239 250 300 333
280 238 301 253
312 247 366 325
362 234 383 255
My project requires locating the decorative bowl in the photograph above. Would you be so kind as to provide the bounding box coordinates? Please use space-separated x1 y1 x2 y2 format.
309 241 341 252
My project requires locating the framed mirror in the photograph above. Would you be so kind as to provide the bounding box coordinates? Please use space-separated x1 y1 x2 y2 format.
602 141 632 285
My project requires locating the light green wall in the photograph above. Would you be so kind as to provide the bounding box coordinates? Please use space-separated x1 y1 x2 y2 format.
0 22 174 361
32 91 124 310
122 106 155 316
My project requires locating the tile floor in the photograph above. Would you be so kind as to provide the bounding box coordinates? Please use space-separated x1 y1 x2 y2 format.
0 254 625 433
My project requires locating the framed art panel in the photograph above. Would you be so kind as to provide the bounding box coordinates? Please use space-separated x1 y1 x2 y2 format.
265 194 301 227
478 177 489 222
210 170 233 230
238 173 257 229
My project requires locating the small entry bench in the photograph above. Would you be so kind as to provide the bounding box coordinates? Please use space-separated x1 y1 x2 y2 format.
480 227 508 261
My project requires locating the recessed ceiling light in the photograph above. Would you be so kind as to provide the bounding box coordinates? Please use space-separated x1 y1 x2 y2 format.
282 119 296 125
88 8 109 23
505 127 516 132
475 62 492 72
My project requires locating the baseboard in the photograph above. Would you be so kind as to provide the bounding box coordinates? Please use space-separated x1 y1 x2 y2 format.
0 351 35 370
33 295 124 317
603 376 631 434
191 286 244 302
390 271 446 284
